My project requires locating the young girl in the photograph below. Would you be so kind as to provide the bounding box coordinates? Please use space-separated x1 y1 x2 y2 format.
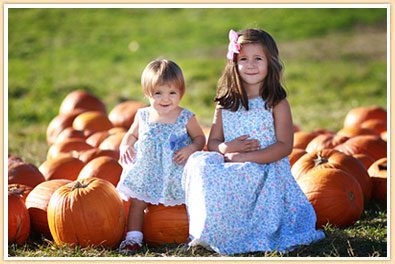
117 59 206 253
182 29 325 255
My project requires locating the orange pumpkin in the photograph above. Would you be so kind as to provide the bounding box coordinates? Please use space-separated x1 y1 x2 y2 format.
297 168 363 228
78 156 122 186
8 191 30 245
46 110 84 145
8 184 33 202
78 148 120 163
55 127 86 144
59 90 106 115
292 149 371 201
73 111 114 136
25 179 71 238
293 131 320 149
39 156 85 181
288 148 307 167
142 204 189 246
85 131 111 147
352 153 375 170
343 106 386 128
99 132 126 151
8 162 45 188
47 178 125 248
334 135 386 161
337 126 377 138
367 158 387 204
108 101 146 129
380 131 387 142
306 134 349 153
360 119 387 135
47 138 94 160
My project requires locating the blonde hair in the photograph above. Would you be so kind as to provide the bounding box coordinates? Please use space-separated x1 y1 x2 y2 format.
141 59 185 97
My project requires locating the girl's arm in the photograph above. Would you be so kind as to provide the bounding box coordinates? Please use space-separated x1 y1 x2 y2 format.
173 115 206 164
208 107 260 153
225 99 294 164
119 117 139 165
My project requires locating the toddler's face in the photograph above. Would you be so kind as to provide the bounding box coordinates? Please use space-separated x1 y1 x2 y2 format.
237 43 268 89
148 85 182 115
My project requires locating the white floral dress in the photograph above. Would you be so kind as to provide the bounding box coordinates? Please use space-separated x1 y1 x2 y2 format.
117 107 193 206
182 97 325 255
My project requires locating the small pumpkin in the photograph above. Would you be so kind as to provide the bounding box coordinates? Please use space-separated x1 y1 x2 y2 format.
367 158 387 204
360 119 387 135
306 134 349 153
55 127 86 144
297 168 363 228
59 90 106 115
334 135 386 161
99 132 126 151
72 111 114 136
108 100 146 129
39 156 85 181
142 204 189 246
343 106 386 128
352 153 375 170
8 184 33 202
337 126 377 138
25 179 72 238
47 138 94 160
8 162 45 188
78 148 120 163
293 131 320 149
46 110 84 145
8 191 30 245
47 178 125 248
77 156 122 186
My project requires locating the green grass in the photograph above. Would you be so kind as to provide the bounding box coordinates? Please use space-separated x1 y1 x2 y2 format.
7 7 388 257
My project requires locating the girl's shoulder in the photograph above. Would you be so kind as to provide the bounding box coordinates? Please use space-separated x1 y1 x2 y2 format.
178 107 195 122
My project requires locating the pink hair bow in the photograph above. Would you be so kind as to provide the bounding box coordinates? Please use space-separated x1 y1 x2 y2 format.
226 29 240 61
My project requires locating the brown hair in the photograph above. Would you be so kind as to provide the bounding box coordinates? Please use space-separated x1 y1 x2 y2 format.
215 28 286 111
141 59 185 97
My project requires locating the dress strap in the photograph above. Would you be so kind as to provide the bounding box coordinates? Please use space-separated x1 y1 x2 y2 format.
177 108 194 126
136 107 149 124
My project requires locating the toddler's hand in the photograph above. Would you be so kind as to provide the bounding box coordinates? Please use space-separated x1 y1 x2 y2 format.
119 147 136 166
173 145 195 165
223 135 260 153
224 152 244 162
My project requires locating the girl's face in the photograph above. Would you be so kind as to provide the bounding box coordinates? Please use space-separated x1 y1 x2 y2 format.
148 84 182 115
237 43 268 91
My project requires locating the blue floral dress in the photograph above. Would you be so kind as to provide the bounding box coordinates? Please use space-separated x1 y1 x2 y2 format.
117 107 193 206
182 98 325 255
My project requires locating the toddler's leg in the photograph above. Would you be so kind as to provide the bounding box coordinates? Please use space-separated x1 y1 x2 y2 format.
119 198 147 254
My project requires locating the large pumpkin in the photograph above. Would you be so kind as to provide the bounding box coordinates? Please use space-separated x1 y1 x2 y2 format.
297 168 363 228
360 119 387 135
77 156 122 186
343 106 386 128
8 191 30 245
47 178 125 248
305 134 349 153
108 100 146 129
59 90 107 115
39 156 85 181
293 131 320 149
8 162 45 188
25 179 72 238
142 204 189 246
337 126 377 138
367 157 387 204
292 149 371 201
334 135 387 161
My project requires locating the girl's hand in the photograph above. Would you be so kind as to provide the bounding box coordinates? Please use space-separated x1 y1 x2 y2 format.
173 145 195 165
219 135 260 153
119 147 136 166
224 152 244 162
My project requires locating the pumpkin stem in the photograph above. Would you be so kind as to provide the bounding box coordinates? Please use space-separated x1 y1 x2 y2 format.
378 163 387 171
314 152 328 167
348 191 355 201
72 181 87 190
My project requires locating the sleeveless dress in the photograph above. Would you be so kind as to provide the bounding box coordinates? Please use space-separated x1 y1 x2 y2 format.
116 107 193 206
182 98 325 255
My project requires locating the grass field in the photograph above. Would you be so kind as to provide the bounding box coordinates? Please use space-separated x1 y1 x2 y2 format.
7 7 388 258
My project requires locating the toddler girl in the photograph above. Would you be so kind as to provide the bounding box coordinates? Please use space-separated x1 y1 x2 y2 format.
182 29 325 255
117 59 206 253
